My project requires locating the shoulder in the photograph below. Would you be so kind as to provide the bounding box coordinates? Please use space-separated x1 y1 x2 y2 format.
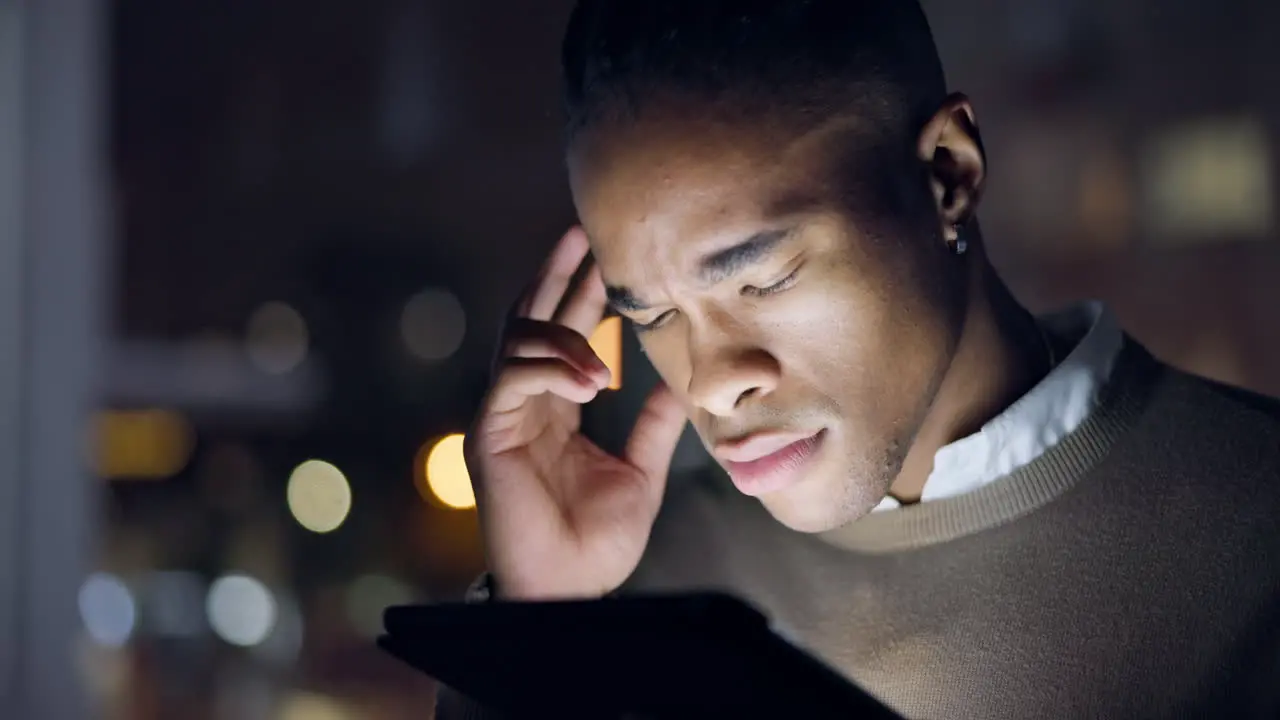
1186 373 1280 423
1153 364 1280 445
1117 357 1280 512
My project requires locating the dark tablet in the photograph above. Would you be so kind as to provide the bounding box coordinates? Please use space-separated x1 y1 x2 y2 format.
379 591 902 719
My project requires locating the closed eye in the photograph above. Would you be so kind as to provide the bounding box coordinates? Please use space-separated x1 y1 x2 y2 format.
742 266 800 297
633 265 801 330
632 309 675 333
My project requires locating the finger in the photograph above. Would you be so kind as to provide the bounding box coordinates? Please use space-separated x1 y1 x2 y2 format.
524 227 590 321
485 356 601 416
498 318 611 387
624 380 687 490
555 260 609 338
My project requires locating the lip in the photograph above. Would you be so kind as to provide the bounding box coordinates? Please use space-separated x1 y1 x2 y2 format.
714 429 826 497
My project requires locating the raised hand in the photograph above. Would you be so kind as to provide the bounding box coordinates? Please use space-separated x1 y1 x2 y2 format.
465 227 688 600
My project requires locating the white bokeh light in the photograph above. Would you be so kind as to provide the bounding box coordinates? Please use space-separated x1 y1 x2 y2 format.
207 574 277 647
400 288 466 361
286 459 353 534
78 573 137 648
245 302 309 374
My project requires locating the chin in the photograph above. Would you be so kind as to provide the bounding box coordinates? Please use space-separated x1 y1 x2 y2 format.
756 469 887 534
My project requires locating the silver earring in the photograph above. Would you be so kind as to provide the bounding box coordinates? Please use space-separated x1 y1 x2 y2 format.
953 225 968 255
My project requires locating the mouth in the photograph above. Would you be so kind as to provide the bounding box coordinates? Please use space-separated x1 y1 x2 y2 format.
714 429 827 497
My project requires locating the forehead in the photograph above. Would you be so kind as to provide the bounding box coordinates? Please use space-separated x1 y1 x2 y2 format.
568 119 840 274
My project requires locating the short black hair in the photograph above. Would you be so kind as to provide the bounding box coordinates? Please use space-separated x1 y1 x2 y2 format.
561 0 948 145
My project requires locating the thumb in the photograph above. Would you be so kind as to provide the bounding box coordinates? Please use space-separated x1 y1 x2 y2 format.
624 380 688 488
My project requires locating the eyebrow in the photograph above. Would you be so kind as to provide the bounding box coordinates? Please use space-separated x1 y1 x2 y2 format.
606 285 649 313
697 228 792 284
605 227 795 314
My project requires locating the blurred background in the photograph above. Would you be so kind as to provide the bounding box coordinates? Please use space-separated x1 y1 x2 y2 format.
2 0 1278 718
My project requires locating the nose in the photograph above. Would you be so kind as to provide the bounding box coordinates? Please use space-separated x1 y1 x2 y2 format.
686 337 780 418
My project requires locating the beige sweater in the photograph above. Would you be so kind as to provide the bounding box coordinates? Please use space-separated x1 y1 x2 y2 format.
439 341 1280 718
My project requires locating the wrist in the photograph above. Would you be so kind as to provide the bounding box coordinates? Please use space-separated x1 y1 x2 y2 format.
470 572 620 602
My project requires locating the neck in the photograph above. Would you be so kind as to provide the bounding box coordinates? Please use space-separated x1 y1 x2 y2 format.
887 253 1050 504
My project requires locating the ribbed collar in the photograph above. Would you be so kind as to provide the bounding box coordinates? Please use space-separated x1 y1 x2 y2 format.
819 339 1161 554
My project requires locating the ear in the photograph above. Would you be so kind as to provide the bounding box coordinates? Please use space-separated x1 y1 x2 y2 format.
917 93 986 245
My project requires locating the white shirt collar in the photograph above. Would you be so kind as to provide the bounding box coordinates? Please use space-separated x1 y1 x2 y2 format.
874 302 1124 512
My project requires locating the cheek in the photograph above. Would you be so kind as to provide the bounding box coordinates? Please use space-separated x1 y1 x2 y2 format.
760 263 953 416
757 284 867 385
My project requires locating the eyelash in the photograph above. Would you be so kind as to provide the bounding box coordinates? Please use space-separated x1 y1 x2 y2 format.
633 312 672 333
632 267 802 333
742 267 801 297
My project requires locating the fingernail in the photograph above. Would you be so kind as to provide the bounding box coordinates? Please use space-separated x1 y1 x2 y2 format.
596 368 612 389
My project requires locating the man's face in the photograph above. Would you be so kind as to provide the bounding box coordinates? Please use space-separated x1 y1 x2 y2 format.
569 116 963 532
